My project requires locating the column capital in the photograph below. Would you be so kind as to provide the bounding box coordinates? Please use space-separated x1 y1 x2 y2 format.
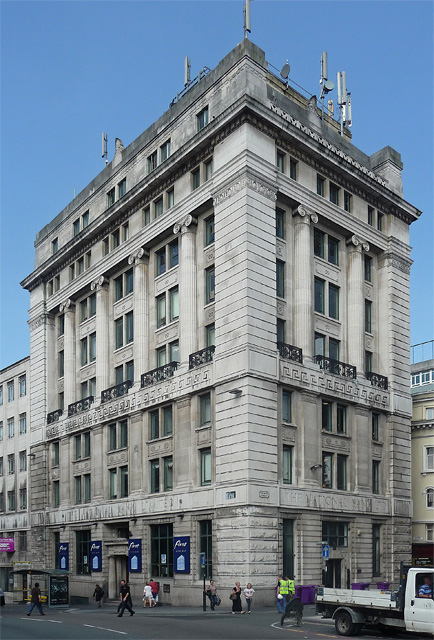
293 204 318 224
90 275 109 292
346 234 370 252
59 298 75 313
173 214 197 235
128 247 149 266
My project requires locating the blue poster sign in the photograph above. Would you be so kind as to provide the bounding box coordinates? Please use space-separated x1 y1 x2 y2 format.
90 540 102 572
59 542 69 571
174 536 190 574
128 539 142 573
322 544 330 559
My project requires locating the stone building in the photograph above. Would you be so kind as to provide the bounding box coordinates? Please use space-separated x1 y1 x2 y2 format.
0 357 31 598
20 39 420 604
410 343 434 566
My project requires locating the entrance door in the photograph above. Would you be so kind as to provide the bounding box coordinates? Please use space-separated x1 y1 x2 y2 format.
325 559 342 588
110 556 128 599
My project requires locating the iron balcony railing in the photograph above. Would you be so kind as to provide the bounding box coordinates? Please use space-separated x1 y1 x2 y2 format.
277 342 303 364
314 355 357 380
189 345 215 370
101 380 133 404
141 361 178 388
366 371 388 390
47 409 63 424
68 396 95 417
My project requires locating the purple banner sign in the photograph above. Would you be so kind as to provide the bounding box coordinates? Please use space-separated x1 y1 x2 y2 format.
0 537 15 552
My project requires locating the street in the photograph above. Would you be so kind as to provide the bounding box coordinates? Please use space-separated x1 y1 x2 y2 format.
0 604 428 640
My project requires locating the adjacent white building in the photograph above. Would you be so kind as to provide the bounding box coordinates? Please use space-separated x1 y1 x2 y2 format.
19 39 420 604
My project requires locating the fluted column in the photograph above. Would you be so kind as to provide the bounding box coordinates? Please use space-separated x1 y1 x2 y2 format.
173 214 197 366
91 426 104 502
293 204 318 359
59 299 76 409
91 276 110 397
346 235 369 375
128 248 149 384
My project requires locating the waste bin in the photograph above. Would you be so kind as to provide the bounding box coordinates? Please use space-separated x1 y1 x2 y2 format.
351 582 364 590
376 582 390 590
294 585 302 599
308 585 316 604
361 583 371 590
300 586 311 604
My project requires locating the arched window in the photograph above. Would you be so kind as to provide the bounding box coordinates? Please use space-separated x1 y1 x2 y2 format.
426 488 434 509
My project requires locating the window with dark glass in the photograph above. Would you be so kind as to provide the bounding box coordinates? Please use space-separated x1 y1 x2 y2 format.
282 389 291 423
368 206 374 226
314 332 325 356
206 267 215 304
277 319 285 344
372 460 380 494
337 405 347 434
151 523 173 577
276 208 285 239
118 178 126 198
283 520 294 580
365 300 372 333
317 175 325 197
365 351 372 373
364 255 372 282
156 294 166 328
329 338 340 361
329 284 339 319
322 521 348 547
283 446 293 484
200 393 211 426
314 229 325 258
205 216 215 245
107 187 115 207
76 530 91 574
160 139 171 162
154 197 164 218
329 182 340 205
276 260 285 298
115 318 123 349
276 150 285 172
322 452 333 488
197 107 209 131
120 466 128 498
322 401 332 431
314 278 325 313
199 520 212 578
344 191 352 212
372 413 379 441
201 449 211 486
372 524 381 576
206 323 215 347
205 158 213 181
148 150 157 173
169 288 179 322
192 167 200 190
150 460 160 493
163 456 173 491
169 240 179 268
289 158 297 180
328 236 339 265
337 455 347 490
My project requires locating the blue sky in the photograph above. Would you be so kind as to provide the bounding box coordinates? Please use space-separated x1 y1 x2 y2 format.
1 0 433 369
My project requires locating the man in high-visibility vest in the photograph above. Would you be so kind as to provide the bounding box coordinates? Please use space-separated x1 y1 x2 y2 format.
280 576 303 627
277 576 295 609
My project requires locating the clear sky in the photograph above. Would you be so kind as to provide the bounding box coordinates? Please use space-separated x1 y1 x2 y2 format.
1 0 433 369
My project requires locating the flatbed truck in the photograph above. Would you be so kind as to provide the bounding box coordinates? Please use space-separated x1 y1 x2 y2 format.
316 566 433 636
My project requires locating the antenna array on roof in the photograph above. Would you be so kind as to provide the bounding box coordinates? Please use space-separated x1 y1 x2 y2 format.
337 71 352 135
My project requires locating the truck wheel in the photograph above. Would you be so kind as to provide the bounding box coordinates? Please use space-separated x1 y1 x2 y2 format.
335 611 357 636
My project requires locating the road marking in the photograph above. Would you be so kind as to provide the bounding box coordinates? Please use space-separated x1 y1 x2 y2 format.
83 624 127 635
22 618 62 624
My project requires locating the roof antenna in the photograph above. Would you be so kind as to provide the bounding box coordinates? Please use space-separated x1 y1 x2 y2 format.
244 0 252 39
337 71 352 135
102 132 108 165
184 56 191 86
319 52 334 120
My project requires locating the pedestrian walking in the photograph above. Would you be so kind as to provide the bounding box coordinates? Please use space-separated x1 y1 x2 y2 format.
143 581 155 607
277 575 294 610
149 578 159 604
93 584 104 607
276 576 284 613
205 580 218 610
27 582 45 616
230 581 245 614
243 582 255 613
117 579 135 617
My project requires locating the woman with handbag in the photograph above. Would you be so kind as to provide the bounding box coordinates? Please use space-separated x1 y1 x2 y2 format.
230 582 244 614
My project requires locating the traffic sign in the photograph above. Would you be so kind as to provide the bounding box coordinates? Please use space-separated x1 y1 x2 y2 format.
322 544 330 558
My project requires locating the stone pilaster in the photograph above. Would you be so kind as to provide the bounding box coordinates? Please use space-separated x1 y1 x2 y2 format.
173 215 197 366
59 299 76 409
91 276 109 396
128 249 149 383
293 205 318 359
128 412 144 494
91 426 104 502
299 391 320 487
346 235 369 375
60 437 71 506
174 396 192 490
353 406 370 492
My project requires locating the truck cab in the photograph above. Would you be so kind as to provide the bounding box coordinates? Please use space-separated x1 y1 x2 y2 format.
404 568 433 634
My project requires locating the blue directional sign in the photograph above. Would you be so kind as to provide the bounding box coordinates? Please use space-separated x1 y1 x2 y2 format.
322 544 330 558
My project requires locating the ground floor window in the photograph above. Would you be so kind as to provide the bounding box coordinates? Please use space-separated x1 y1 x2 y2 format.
151 523 173 577
76 530 91 575
372 524 381 576
199 520 212 579
283 519 294 578
322 521 348 548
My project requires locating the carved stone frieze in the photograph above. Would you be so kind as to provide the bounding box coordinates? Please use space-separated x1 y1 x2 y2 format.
322 433 351 451
107 451 128 465
80 319 96 337
315 261 341 284
80 364 96 381
73 460 91 473
148 438 173 457
276 301 286 319
213 173 277 206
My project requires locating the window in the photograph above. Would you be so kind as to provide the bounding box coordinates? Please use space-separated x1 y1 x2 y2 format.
118 177 126 198
115 360 134 385
328 236 339 265
169 287 179 322
329 182 340 206
205 267 215 304
53 441 60 466
205 158 213 181
109 469 117 499
329 284 339 319
69 264 75 281
200 393 211 426
7 380 14 402
143 205 151 226
163 456 173 491
8 454 15 475
156 346 166 367
199 520 212 578
314 229 325 258
322 453 333 488
372 413 379 441
76 530 91 575
154 197 164 219
8 491 16 511
337 455 347 490
73 219 80 236
282 389 292 423
290 158 298 180
81 334 96 366
372 460 380 494
115 269 133 301
160 139 171 162
82 210 89 228
112 228 120 249
156 294 166 328
315 332 325 357
120 466 128 497
19 488 27 510
150 405 173 440
377 213 383 231
206 324 215 347
156 247 166 276
150 459 160 494
107 420 128 450
197 106 209 131
0 458 2 476
169 340 179 363
315 278 325 313
107 187 115 207
75 432 90 460
322 401 332 431
200 449 211 486
166 187 174 209
149 523 175 582
115 313 133 348
365 300 372 333
75 476 82 504
84 474 91 503
109 466 128 498
8 418 14 438
19 451 27 472
425 488 434 509
364 255 372 282
19 375 26 397
329 338 340 361
276 260 285 298
283 520 294 580
275 207 285 239
192 167 200 190
59 392 64 411
425 446 434 471
427 524 434 542
317 175 325 197
148 150 157 173
276 150 285 172
368 206 374 226
205 216 215 245
372 524 381 576
0 493 3 512
283 446 293 484
81 377 96 399
344 191 352 212
322 521 348 547
277 318 285 345
337 405 347 434
365 351 373 373
103 237 109 255
52 238 58 254
77 257 84 275
0 422 3 442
